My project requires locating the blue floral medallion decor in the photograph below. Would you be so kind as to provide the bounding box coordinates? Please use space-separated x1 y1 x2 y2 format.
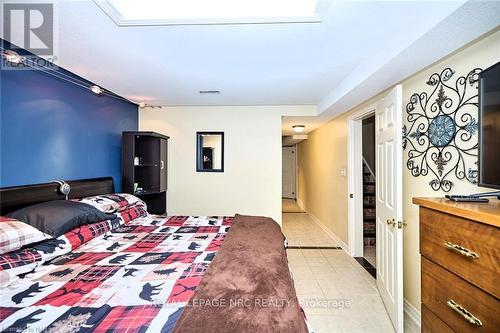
402 67 482 192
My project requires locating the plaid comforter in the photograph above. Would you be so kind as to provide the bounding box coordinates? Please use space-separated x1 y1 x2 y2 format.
0 214 232 332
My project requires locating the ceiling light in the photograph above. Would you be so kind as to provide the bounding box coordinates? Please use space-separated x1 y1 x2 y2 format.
96 0 328 26
90 85 104 95
139 102 146 108
1 50 24 64
293 125 306 133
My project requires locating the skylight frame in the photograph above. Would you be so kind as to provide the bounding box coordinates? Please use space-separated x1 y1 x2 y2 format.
94 0 330 26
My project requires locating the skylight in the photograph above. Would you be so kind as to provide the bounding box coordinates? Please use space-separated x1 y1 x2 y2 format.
96 0 327 26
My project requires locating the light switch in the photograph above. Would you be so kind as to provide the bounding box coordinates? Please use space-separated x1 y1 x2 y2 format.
340 168 346 177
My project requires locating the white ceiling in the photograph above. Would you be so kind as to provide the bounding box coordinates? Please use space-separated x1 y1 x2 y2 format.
2 0 499 135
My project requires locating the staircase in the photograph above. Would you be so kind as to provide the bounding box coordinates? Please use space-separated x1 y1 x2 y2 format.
362 159 376 247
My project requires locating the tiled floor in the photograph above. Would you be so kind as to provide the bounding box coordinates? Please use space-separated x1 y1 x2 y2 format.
282 213 338 247
283 198 305 213
283 213 420 333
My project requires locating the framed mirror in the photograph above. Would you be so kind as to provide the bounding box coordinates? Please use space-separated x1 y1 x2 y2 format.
196 132 224 172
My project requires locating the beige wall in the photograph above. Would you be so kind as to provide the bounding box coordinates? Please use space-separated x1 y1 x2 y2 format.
401 29 500 311
297 29 500 312
297 95 385 246
297 110 352 245
139 105 315 225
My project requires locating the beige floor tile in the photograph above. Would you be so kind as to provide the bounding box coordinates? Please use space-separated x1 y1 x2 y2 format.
325 256 358 269
337 279 379 296
302 249 325 258
282 213 340 248
282 213 404 333
320 249 344 257
287 249 305 257
306 315 344 333
316 279 346 299
294 279 324 297
366 314 396 332
309 265 339 280
337 314 390 333
288 255 309 266
308 315 344 333
282 199 305 213
291 264 316 280
306 257 330 267
299 296 340 316
349 295 389 316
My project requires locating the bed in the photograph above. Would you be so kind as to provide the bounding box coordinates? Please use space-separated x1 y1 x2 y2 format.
0 178 309 333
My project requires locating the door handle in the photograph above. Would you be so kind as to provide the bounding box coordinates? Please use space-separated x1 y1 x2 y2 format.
160 161 165 170
386 218 396 227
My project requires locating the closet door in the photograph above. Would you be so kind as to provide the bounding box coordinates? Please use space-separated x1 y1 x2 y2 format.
159 138 167 192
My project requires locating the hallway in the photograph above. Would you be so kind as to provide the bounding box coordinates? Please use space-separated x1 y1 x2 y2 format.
282 211 339 248
282 212 419 333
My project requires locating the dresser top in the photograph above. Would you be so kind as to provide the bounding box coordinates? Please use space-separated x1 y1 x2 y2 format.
413 197 500 228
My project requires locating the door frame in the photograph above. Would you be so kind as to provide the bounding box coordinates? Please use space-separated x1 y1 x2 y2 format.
347 104 377 257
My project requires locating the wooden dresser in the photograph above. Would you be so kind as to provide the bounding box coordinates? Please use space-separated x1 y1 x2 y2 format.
413 198 500 333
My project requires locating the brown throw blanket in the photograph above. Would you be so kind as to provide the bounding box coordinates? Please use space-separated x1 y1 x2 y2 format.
173 214 308 333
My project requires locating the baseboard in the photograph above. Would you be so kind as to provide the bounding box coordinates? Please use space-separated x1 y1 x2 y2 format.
296 198 304 209
303 208 350 254
404 298 421 329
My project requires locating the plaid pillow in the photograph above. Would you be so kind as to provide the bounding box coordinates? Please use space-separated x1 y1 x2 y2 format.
0 217 50 254
74 193 147 213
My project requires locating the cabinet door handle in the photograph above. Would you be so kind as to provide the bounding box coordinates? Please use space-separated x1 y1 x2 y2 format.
447 300 483 326
161 161 165 170
444 242 479 259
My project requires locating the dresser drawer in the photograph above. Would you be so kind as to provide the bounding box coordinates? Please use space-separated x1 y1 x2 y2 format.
422 257 500 333
420 207 500 297
422 305 454 333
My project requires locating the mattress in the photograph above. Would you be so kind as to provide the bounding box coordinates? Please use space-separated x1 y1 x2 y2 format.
0 214 232 332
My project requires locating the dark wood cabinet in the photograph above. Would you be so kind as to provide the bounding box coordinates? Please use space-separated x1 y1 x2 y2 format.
413 198 500 333
122 131 169 214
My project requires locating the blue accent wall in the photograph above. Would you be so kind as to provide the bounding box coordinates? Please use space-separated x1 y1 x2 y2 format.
0 41 138 190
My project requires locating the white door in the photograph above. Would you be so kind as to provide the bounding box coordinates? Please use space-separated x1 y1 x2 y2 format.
375 85 403 332
282 146 296 199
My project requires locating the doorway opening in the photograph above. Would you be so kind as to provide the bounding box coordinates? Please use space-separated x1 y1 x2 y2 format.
348 110 377 278
359 115 376 277
348 86 404 332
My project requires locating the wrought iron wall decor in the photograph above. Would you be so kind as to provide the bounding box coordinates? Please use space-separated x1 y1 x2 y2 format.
402 67 482 192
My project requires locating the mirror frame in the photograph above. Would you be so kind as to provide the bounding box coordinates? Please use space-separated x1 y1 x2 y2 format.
196 131 224 173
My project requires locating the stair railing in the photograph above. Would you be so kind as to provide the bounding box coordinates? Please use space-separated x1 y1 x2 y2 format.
362 156 376 180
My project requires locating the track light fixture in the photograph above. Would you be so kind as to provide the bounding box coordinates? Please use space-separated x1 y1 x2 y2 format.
90 85 103 95
1 49 24 65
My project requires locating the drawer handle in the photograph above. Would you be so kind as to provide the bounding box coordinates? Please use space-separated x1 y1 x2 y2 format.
447 300 483 326
444 242 479 259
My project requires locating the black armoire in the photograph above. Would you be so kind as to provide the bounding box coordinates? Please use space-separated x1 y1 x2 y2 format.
122 131 169 214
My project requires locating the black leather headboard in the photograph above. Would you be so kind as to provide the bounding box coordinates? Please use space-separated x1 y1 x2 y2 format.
0 177 114 215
